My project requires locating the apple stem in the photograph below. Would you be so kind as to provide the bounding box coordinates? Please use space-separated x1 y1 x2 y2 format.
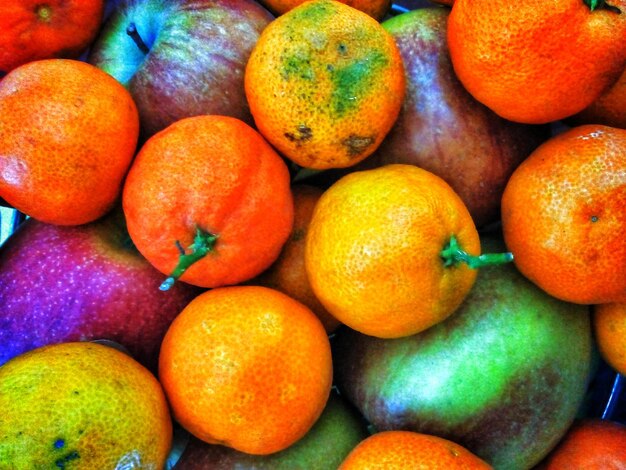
126 22 150 55
159 228 218 291
440 235 513 269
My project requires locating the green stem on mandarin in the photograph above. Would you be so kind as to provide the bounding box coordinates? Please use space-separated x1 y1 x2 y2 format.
440 235 513 270
583 0 622 12
126 22 150 55
159 228 218 291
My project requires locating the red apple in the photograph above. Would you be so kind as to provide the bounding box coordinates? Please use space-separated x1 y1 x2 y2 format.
0 208 201 371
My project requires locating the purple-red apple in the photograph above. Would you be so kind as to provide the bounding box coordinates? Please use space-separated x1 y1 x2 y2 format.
364 8 549 228
89 0 274 137
0 209 200 371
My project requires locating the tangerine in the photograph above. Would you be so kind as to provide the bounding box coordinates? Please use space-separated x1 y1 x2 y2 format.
572 66 626 129
158 285 333 455
0 59 139 225
245 0 406 169
0 342 172 468
447 0 626 124
122 115 294 289
0 0 104 73
253 184 341 333
501 124 626 304
539 419 626 469
593 302 626 375
339 430 492 469
259 0 391 20
305 164 511 338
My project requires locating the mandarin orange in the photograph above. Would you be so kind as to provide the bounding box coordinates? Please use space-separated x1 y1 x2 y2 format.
447 0 626 124
158 286 333 455
501 124 626 304
0 0 104 73
593 302 626 375
253 184 341 333
539 419 626 469
339 431 493 469
245 0 406 169
572 66 626 129
259 0 391 20
305 164 511 338
122 115 293 290
0 342 172 468
0 59 139 225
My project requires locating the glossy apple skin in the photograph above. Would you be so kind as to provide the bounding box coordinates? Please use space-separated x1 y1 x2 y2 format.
363 8 549 228
333 237 593 470
89 0 274 137
0 209 201 371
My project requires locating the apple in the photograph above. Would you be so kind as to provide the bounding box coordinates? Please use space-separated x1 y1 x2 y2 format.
89 0 274 137
0 208 201 372
333 237 593 469
361 8 549 228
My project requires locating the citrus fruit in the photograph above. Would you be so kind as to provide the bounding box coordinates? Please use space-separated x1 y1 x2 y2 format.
122 115 294 290
572 66 626 129
447 0 626 124
0 342 172 468
259 0 391 20
305 164 512 338
539 419 626 469
0 59 139 225
254 184 341 333
245 0 406 169
174 391 368 469
339 431 493 469
593 302 626 375
158 286 333 455
501 124 626 304
0 0 105 73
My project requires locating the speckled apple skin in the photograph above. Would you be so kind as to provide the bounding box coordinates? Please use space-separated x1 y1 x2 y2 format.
0 210 201 371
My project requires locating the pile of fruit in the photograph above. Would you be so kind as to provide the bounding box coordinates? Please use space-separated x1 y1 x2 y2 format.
0 0 625 468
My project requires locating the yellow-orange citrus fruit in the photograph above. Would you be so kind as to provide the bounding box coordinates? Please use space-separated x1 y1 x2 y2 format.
0 0 105 73
339 431 493 469
254 184 341 333
447 0 626 124
501 124 626 304
245 0 406 169
573 66 626 129
593 302 626 375
0 59 139 225
159 286 333 455
305 164 508 338
123 115 293 289
0 342 172 468
259 0 391 20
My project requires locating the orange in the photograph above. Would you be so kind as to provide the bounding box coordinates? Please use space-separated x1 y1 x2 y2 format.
0 0 104 73
0 342 172 468
0 59 139 225
593 302 626 375
447 0 626 124
253 184 341 333
259 0 391 20
245 0 406 169
501 124 626 304
158 285 333 455
573 66 626 129
339 431 493 469
305 164 512 338
122 115 294 289
539 419 626 469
